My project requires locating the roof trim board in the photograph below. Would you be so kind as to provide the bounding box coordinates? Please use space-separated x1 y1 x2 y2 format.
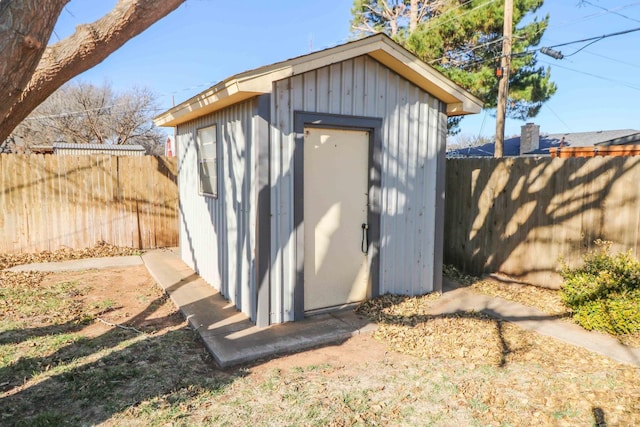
154 34 483 127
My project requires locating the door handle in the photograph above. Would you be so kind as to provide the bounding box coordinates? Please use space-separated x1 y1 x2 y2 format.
361 223 369 254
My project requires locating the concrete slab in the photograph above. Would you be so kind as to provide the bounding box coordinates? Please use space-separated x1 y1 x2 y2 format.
5 256 143 272
199 311 373 368
141 249 376 368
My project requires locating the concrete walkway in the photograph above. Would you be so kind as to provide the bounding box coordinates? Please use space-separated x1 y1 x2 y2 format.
6 249 640 368
438 279 640 367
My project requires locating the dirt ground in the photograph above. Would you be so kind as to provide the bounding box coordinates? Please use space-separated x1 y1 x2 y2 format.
2 251 640 426
39 266 180 338
40 266 410 373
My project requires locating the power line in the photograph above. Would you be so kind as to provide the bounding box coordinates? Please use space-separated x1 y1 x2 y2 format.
546 25 640 50
428 38 504 65
539 59 640 92
448 2 640 65
428 2 640 67
151 2 640 105
581 0 640 24
543 104 573 133
582 49 640 70
424 0 500 33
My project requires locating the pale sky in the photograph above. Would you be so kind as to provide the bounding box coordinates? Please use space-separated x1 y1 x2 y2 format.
53 0 640 140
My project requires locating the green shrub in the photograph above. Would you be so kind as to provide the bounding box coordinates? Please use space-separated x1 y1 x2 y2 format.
560 240 640 335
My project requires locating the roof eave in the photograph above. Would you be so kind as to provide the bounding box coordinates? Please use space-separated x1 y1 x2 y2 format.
365 40 483 116
154 79 266 127
154 34 483 127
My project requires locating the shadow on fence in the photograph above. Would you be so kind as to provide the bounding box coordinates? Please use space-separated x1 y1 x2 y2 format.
444 157 640 287
0 154 179 253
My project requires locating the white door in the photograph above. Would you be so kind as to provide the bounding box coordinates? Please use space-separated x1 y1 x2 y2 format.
303 127 369 312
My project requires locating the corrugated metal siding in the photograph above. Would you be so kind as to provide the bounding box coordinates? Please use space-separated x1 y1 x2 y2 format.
270 55 447 323
176 99 256 319
54 143 146 156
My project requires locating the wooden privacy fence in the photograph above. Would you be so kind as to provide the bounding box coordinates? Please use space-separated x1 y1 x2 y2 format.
444 156 640 288
0 154 178 254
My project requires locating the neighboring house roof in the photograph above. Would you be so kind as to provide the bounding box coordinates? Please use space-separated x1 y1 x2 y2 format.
448 129 640 157
154 33 484 127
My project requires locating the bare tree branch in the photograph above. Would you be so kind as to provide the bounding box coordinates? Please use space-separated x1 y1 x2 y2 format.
0 0 69 127
0 0 185 143
11 82 165 153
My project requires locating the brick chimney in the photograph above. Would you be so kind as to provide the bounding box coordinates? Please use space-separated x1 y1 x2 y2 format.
520 122 540 155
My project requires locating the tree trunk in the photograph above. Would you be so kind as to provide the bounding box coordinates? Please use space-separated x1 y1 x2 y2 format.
409 0 418 32
0 0 185 143
0 0 69 132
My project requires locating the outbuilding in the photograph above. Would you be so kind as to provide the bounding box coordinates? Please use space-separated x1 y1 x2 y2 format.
154 34 482 327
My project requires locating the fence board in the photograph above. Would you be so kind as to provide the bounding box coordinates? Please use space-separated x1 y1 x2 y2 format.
444 156 640 288
0 154 178 254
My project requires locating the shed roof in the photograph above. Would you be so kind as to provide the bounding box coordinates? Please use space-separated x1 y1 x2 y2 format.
154 34 483 127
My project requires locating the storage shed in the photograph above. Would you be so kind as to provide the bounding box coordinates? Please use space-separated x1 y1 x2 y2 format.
154 34 482 326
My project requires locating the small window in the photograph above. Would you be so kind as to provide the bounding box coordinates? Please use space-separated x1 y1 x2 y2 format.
197 125 218 197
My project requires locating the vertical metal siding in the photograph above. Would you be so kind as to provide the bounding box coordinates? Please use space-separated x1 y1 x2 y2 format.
176 99 256 320
54 147 145 156
270 55 447 323
270 78 296 323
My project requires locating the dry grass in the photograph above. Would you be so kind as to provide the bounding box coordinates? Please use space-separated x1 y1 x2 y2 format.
1 249 639 426
0 241 140 270
470 277 568 315
443 265 640 347
357 293 640 426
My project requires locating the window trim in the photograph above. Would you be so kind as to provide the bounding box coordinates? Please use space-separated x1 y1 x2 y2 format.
196 124 218 198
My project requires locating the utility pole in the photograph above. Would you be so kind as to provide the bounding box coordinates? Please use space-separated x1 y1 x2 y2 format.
494 0 513 158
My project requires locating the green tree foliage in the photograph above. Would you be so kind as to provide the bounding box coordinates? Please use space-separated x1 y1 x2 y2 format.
351 0 557 130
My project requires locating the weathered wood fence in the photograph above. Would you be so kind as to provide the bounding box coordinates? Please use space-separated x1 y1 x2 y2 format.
0 155 178 253
5 154 639 284
445 156 640 288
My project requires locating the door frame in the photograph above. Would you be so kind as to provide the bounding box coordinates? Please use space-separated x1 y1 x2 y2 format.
292 111 383 320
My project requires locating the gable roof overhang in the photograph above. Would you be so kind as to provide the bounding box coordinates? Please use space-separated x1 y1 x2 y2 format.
154 34 483 127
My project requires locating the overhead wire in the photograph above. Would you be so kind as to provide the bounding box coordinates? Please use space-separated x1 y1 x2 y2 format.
424 0 500 33
427 1 640 136
543 104 573 133
427 1 640 67
545 25 640 49
538 59 640 92
449 23 640 70
156 1 640 105
47 0 640 118
581 49 640 70
580 0 640 24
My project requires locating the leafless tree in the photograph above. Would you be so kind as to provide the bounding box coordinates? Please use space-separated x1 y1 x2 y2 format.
351 0 447 37
9 82 165 154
